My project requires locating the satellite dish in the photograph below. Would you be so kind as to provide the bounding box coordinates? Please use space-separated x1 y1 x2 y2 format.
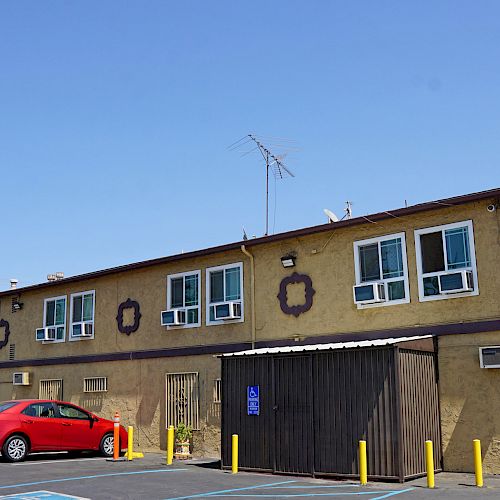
323 209 339 223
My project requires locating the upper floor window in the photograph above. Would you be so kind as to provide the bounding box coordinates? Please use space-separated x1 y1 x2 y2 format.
36 296 66 343
206 262 243 325
353 232 409 307
162 270 201 328
414 220 478 301
70 290 95 340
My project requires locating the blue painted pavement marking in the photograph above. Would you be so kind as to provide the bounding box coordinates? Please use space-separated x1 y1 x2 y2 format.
0 490 89 499
266 485 360 489
0 468 188 491
195 493 407 498
370 489 415 500
165 480 297 500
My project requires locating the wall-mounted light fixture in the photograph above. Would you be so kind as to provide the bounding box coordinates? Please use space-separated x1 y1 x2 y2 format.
281 254 296 268
12 300 23 312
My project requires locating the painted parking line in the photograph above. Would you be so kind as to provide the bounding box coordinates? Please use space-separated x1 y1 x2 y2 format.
165 481 298 500
9 457 107 466
203 493 409 498
0 490 90 499
0 468 188 491
370 491 415 500
166 482 415 500
267 485 361 489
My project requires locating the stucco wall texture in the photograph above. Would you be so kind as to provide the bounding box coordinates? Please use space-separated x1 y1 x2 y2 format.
0 196 498 467
0 355 222 456
439 332 500 474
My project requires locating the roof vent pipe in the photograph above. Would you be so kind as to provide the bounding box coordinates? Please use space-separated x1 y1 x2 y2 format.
10 279 18 290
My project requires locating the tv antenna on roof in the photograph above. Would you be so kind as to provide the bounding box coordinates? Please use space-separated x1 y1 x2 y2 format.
344 201 353 219
229 134 295 236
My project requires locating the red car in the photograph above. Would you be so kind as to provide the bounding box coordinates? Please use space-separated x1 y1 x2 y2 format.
0 399 128 462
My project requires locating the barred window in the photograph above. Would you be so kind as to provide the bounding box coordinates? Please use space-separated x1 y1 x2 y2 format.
84 377 107 393
166 372 199 430
39 379 63 400
213 379 222 404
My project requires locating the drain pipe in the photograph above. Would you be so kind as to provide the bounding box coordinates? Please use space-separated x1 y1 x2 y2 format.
240 245 256 349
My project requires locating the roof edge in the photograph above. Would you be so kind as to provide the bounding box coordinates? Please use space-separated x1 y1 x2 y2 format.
1 186 498 297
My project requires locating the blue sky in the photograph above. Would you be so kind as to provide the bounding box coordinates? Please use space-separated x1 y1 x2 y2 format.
0 1 498 289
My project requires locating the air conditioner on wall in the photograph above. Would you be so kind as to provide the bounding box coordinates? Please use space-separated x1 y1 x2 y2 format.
13 372 30 386
72 322 93 337
35 327 56 342
353 283 386 305
214 301 242 320
438 270 473 294
479 346 500 369
161 309 186 326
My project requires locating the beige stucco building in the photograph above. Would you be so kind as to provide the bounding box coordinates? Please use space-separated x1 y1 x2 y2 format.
0 187 499 472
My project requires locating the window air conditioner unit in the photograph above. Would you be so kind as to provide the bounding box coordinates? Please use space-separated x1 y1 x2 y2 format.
161 309 186 326
438 270 473 294
35 327 56 342
13 372 30 386
479 347 500 369
353 283 386 305
72 322 93 337
214 301 242 320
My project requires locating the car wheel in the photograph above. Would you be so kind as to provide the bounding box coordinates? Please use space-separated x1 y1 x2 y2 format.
2 435 28 462
99 433 115 457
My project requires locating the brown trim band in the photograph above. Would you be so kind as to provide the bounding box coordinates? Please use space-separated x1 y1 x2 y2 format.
1 187 498 298
1 318 499 369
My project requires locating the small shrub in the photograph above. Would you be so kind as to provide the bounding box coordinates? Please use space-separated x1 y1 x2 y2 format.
175 422 193 443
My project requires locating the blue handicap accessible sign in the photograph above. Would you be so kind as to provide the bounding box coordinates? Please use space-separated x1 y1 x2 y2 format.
0 491 89 500
247 385 259 415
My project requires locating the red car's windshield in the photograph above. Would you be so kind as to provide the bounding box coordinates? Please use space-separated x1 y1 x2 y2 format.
0 401 19 413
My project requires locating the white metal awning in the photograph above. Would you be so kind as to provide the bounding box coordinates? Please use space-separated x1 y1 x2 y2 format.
219 335 433 357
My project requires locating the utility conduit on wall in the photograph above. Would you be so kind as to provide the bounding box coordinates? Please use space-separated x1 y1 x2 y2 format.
240 245 256 349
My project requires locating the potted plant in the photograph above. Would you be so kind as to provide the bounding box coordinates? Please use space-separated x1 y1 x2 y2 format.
174 422 192 458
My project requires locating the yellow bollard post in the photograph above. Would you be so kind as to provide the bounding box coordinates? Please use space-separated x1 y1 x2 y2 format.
232 434 238 474
359 440 367 485
425 440 435 489
473 439 483 487
167 425 174 465
127 426 134 461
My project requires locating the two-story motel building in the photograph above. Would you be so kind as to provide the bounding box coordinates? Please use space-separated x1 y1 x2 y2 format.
0 187 499 473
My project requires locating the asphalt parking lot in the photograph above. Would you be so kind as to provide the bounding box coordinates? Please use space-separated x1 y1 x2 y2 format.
1 453 499 499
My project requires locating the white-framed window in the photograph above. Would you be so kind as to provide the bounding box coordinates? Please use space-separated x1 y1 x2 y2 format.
415 220 478 302
353 232 410 307
43 296 67 342
165 372 200 430
165 270 201 328
70 290 95 340
206 262 244 325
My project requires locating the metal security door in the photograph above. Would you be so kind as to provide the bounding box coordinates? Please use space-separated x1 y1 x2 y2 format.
273 355 314 475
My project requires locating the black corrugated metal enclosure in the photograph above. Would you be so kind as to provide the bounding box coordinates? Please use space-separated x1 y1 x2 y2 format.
221 338 441 482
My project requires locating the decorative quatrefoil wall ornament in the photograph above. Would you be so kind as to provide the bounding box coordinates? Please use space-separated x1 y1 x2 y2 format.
277 272 316 317
116 298 142 335
0 319 11 349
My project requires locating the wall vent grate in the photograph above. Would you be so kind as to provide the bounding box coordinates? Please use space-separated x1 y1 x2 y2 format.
83 376 108 393
166 372 199 430
39 379 63 400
